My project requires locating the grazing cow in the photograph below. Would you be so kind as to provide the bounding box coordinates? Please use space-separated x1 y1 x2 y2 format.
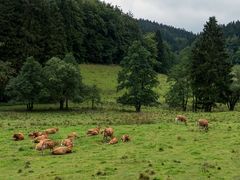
45 128 59 134
175 115 187 125
61 138 73 148
198 119 209 130
67 132 78 140
52 146 72 155
102 127 114 142
33 134 48 143
13 133 24 141
87 127 100 136
109 137 118 145
35 139 58 155
121 135 130 142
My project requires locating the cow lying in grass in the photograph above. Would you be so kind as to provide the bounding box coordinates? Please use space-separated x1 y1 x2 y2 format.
109 137 118 145
45 128 59 134
52 146 72 155
61 138 74 148
13 133 24 141
33 134 48 143
175 115 187 125
35 139 58 155
102 127 114 142
67 132 78 140
28 131 45 139
121 135 130 142
87 127 100 136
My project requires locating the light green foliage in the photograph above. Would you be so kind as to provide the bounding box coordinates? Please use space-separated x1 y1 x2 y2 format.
166 47 192 111
231 65 240 91
5 57 43 110
43 57 83 110
84 84 102 109
225 65 240 110
117 41 159 112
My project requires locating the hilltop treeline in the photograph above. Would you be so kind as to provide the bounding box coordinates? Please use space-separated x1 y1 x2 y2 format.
222 21 240 64
138 19 196 52
0 0 141 70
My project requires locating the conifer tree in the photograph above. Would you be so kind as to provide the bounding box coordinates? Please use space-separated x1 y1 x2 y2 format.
191 17 232 112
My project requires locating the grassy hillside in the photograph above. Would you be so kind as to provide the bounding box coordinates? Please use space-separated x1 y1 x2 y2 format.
81 64 169 104
0 65 240 179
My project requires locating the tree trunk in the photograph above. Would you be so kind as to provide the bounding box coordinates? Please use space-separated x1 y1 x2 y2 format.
26 102 33 111
92 99 94 109
60 99 64 110
135 104 141 112
229 103 235 111
65 98 68 109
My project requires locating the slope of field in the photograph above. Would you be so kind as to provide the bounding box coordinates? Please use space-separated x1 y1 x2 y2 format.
0 65 240 180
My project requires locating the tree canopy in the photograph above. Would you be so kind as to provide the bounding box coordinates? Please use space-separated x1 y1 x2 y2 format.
117 41 159 112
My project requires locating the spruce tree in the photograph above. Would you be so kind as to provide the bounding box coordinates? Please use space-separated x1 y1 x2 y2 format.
191 17 232 112
117 41 159 112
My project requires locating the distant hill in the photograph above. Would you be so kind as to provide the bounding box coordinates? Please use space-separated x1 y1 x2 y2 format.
222 21 240 52
138 19 196 52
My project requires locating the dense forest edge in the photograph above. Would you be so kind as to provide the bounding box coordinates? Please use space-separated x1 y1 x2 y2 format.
0 0 240 112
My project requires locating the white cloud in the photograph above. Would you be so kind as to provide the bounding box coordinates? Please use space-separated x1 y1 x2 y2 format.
101 0 240 33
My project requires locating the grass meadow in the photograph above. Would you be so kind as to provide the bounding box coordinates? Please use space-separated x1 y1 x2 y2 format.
0 64 240 180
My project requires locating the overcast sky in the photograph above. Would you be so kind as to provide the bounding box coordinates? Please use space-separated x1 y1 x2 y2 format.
101 0 240 33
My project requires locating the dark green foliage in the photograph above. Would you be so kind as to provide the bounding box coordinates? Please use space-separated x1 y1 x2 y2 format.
138 19 196 52
5 57 43 110
166 47 192 111
0 0 141 70
117 41 159 112
191 17 232 112
0 0 67 70
42 57 83 110
0 61 15 102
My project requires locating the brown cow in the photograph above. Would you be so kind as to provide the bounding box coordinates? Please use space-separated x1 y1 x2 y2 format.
121 135 130 142
67 132 78 140
44 128 59 134
13 133 24 141
175 115 187 125
61 138 73 148
102 127 114 142
198 119 209 130
87 127 100 136
109 137 118 145
52 146 72 155
28 131 46 139
33 134 48 143
35 139 58 155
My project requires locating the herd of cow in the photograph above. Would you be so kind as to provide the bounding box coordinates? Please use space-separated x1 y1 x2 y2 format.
12 115 208 156
175 115 209 130
12 127 130 155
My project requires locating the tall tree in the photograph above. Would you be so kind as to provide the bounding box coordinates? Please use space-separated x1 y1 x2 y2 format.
191 17 232 112
117 41 159 112
5 57 43 110
166 47 192 111
43 57 83 110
